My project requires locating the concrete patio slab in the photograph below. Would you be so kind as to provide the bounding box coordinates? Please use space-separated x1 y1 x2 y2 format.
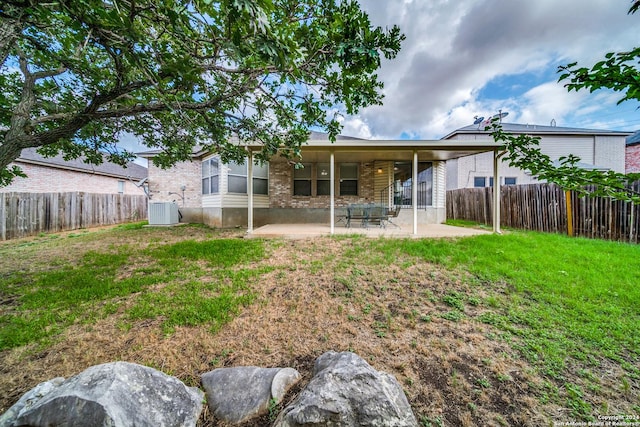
247 223 491 239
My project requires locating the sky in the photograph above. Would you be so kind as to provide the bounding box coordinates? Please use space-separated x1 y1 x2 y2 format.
120 0 640 162
339 0 640 140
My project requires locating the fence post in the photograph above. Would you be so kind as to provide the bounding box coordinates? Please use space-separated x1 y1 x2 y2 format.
565 190 574 237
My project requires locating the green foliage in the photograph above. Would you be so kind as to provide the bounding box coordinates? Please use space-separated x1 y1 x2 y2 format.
0 0 404 186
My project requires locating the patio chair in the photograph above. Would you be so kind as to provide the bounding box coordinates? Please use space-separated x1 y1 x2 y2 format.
385 205 401 228
368 204 388 228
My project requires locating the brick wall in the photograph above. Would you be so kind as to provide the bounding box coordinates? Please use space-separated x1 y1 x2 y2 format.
147 160 202 208
626 144 640 173
269 162 374 208
1 162 146 196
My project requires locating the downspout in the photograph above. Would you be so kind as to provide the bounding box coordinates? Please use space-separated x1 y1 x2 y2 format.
247 149 254 234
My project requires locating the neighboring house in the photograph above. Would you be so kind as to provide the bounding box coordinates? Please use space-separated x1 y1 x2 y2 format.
1 147 148 195
626 130 640 173
139 132 502 231
443 122 631 190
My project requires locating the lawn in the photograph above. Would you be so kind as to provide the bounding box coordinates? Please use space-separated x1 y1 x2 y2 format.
0 224 638 426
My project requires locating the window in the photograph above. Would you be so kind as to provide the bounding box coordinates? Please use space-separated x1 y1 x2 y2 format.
117 180 125 194
489 177 494 187
317 163 331 196
227 161 247 193
473 176 486 188
293 163 312 196
339 163 358 196
504 177 517 186
253 162 269 195
202 158 219 195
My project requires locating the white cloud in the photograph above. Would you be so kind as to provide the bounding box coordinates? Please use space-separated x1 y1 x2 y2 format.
352 0 639 139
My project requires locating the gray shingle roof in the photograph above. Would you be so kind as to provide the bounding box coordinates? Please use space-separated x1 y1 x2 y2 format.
137 132 365 158
17 147 148 180
627 130 640 145
443 122 633 139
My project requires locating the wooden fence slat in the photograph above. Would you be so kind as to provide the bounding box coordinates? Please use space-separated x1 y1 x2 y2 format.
447 183 639 244
0 192 148 241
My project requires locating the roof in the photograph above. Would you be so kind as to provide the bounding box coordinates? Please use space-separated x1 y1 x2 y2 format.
137 131 366 159
550 160 609 171
253 139 504 162
442 122 634 139
627 130 640 146
17 147 148 180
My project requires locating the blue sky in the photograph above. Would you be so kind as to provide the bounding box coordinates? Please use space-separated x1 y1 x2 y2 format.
339 0 640 140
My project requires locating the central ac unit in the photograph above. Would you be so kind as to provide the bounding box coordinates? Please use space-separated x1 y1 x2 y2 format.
148 202 179 225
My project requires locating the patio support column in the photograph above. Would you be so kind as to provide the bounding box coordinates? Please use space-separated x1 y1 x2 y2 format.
247 149 254 234
412 150 418 235
330 151 335 235
492 149 501 234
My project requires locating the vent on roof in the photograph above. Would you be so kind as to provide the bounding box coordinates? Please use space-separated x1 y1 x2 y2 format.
148 202 179 225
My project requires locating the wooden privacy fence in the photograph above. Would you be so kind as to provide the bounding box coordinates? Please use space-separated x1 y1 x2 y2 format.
0 192 148 241
447 183 640 244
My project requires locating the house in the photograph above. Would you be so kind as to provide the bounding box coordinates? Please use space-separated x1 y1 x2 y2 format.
1 147 148 195
139 132 503 234
443 122 631 190
626 130 640 173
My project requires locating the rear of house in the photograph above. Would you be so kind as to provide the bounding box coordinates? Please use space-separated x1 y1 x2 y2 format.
140 133 502 230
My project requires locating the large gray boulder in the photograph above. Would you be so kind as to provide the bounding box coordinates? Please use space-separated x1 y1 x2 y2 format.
274 351 418 427
201 366 300 424
4 361 203 427
0 378 65 427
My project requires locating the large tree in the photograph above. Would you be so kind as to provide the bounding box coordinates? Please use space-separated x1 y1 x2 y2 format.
0 0 404 186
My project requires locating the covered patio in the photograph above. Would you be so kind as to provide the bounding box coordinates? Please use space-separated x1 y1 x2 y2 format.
244 138 505 236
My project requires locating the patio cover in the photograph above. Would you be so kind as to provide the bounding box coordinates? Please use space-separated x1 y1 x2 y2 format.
245 139 505 235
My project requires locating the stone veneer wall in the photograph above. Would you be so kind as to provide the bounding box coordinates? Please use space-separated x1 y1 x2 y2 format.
1 162 145 196
268 162 375 208
626 144 640 173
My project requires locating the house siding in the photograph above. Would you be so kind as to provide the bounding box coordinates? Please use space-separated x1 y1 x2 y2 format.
594 136 625 173
445 131 627 189
1 162 145 196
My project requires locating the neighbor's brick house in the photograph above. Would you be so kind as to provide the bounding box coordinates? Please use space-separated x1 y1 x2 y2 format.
626 131 640 174
2 148 148 195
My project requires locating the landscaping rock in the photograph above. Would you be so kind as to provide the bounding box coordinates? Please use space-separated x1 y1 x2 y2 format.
0 377 65 427
201 366 300 424
4 361 203 427
274 351 418 427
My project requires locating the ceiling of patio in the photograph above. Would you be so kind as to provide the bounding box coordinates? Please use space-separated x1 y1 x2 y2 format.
262 139 504 163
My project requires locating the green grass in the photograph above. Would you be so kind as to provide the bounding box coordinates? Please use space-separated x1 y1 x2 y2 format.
0 233 269 350
372 232 640 380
